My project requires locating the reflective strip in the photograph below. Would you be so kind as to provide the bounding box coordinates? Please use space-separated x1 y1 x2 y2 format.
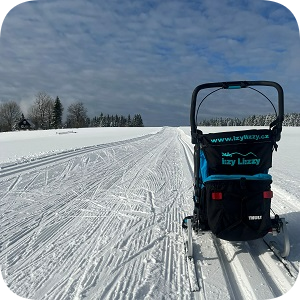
212 192 223 200
204 173 272 182
263 191 273 199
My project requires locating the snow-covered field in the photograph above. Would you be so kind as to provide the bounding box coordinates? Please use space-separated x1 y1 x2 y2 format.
0 126 299 300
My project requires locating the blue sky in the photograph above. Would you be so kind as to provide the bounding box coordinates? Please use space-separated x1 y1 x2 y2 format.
0 0 299 126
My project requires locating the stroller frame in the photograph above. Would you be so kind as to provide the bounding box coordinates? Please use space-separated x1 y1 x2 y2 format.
183 81 290 258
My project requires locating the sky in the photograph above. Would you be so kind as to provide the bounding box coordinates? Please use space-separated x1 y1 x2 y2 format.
0 0 299 126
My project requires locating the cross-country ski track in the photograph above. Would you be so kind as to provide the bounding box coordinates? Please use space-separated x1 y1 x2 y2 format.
0 127 299 300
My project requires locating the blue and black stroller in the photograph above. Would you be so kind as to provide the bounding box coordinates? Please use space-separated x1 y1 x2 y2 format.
183 81 290 258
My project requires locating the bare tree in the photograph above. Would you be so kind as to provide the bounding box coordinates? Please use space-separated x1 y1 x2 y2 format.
67 102 88 128
28 92 54 129
0 101 22 131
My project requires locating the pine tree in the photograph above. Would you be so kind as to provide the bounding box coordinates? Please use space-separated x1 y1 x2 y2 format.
51 97 64 129
99 113 104 127
115 114 120 127
120 115 126 127
132 114 144 127
127 114 131 127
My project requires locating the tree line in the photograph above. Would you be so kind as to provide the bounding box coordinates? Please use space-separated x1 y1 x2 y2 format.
0 92 144 132
198 113 300 127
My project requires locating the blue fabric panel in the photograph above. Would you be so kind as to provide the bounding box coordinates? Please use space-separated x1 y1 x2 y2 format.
203 173 272 183
200 150 208 182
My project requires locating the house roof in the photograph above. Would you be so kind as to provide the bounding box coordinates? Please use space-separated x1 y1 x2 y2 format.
18 118 35 128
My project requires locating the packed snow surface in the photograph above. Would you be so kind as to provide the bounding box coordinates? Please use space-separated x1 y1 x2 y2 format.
0 126 299 300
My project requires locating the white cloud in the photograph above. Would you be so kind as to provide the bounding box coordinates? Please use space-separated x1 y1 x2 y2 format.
0 0 299 126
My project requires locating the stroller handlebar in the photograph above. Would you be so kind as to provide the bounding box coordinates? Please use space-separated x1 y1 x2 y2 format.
190 81 284 144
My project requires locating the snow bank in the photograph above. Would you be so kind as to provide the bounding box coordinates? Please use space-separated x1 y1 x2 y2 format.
0 127 162 166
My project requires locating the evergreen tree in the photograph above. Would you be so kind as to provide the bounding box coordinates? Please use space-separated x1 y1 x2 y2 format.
127 114 131 127
197 113 300 127
51 96 64 129
132 114 144 127
120 115 127 127
87 112 144 127
98 113 103 127
115 114 120 127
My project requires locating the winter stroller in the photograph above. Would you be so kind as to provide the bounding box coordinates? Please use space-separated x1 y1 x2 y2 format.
183 81 290 258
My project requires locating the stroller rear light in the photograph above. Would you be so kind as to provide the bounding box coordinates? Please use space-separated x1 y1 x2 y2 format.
263 191 273 199
212 192 223 200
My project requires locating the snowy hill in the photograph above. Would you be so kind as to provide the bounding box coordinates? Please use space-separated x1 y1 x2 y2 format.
0 126 299 300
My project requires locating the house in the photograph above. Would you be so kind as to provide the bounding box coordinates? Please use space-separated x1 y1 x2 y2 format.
18 118 35 130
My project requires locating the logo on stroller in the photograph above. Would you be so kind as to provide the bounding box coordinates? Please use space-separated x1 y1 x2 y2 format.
221 151 260 166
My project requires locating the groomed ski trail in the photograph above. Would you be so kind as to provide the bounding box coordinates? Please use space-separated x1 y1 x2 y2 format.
0 128 194 299
0 127 298 300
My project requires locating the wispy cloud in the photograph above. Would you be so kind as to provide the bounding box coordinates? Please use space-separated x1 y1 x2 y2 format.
0 0 299 126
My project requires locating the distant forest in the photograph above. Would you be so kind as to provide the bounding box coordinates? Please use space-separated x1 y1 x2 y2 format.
198 113 300 127
0 92 144 132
